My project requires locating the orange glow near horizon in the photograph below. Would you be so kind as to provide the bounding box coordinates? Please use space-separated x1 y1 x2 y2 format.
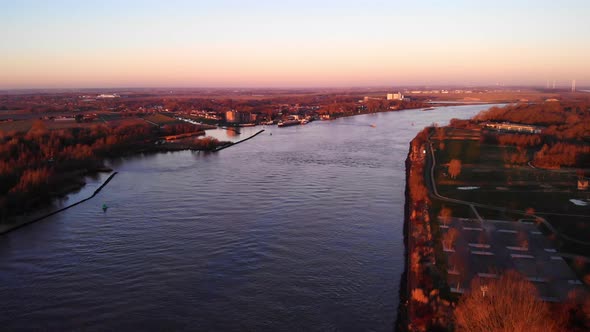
2 43 588 88
2 1 589 89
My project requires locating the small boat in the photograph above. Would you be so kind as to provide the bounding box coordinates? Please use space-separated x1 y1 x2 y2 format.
370 124 376 128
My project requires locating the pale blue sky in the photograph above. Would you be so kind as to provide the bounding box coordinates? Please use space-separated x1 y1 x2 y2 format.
1 0 589 88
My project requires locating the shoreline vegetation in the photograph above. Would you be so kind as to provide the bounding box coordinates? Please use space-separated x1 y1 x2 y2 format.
0 119 231 226
0 172 118 235
402 99 590 331
0 127 267 234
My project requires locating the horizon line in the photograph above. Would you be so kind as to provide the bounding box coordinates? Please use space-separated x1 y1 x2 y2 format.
1 84 588 93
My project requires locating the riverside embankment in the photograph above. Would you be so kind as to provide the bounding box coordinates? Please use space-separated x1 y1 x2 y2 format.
400 128 453 332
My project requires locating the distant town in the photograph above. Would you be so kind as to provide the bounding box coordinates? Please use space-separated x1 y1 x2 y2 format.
0 87 583 131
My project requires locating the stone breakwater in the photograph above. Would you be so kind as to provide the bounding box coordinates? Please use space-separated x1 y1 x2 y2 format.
0 172 118 235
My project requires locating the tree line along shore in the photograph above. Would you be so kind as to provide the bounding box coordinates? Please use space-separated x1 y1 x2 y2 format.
0 118 228 223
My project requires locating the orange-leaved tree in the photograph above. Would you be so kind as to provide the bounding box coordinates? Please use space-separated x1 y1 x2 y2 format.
454 270 558 332
448 159 462 179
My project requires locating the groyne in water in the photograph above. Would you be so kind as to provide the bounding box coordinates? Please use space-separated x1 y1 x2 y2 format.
0 172 118 235
214 129 265 151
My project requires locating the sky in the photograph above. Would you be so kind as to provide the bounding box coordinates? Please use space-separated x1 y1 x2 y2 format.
1 0 589 89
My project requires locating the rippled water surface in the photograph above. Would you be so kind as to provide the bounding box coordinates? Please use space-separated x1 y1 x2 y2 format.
0 105 498 331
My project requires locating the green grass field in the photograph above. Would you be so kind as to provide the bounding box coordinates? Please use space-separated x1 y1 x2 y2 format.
431 129 590 251
0 120 34 133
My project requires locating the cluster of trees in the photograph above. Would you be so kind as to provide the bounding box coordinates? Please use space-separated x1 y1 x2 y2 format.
318 99 426 118
533 143 590 168
545 119 590 141
475 101 590 168
190 137 222 151
475 101 590 127
0 119 216 221
455 270 590 331
495 133 542 147
503 147 529 166
160 123 203 136
476 101 590 141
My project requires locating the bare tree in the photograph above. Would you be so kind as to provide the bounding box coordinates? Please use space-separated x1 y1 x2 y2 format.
517 230 529 250
454 270 558 332
443 227 459 251
439 206 453 226
448 159 462 179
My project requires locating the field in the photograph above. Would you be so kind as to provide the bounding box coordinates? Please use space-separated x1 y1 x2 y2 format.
142 113 180 125
0 112 185 134
415 90 587 103
430 127 590 252
0 119 35 133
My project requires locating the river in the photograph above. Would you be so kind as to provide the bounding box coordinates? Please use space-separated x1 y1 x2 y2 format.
0 104 499 331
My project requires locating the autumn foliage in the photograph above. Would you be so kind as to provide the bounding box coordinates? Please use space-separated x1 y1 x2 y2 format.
533 143 590 168
474 101 590 128
448 159 462 179
0 119 218 221
405 128 454 331
476 101 590 168
455 271 556 332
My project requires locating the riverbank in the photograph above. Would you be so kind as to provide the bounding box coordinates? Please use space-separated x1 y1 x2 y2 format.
401 128 453 331
0 172 118 235
0 130 266 234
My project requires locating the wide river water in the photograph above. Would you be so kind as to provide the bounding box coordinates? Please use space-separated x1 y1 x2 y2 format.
0 105 498 331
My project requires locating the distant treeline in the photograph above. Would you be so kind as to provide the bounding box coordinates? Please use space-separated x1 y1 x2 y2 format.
0 92 427 122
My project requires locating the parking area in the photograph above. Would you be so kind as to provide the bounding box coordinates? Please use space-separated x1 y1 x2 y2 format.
440 217 584 301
